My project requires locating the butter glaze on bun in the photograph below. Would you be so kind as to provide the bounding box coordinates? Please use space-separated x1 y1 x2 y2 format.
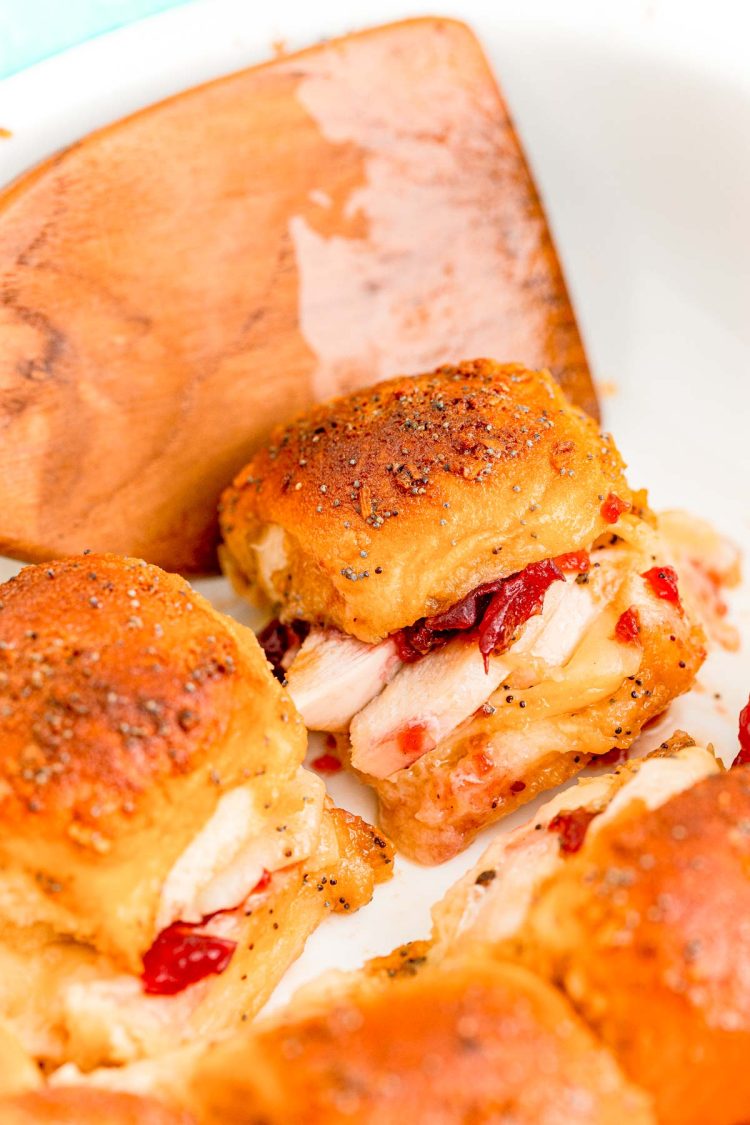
0 554 303 969
187 954 652 1124
0 555 392 1070
220 360 637 642
0 1088 192 1125
521 765 750 1125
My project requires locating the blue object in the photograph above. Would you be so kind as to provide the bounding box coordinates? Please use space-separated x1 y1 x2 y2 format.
0 0 192 79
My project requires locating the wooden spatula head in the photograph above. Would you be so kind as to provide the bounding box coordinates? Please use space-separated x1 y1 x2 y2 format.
0 18 596 573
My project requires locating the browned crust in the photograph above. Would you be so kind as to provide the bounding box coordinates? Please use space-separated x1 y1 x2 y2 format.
0 1088 192 1125
0 554 307 968
188 955 652 1124
221 361 632 641
0 555 239 835
523 766 750 1125
324 806 394 903
374 746 590 865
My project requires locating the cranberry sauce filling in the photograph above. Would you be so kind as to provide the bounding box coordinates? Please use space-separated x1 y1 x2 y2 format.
258 618 310 681
614 606 641 644
601 493 631 524
548 808 599 854
311 753 342 774
554 550 590 574
641 565 681 607
477 560 565 672
251 869 272 894
141 924 237 996
732 696 750 768
260 553 591 678
396 722 434 766
394 557 569 671
141 870 272 995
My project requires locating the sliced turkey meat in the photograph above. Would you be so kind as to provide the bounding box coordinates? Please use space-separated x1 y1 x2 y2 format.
350 577 603 779
286 630 401 732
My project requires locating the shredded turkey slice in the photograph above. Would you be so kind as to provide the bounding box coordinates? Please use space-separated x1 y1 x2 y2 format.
157 768 325 930
286 630 401 732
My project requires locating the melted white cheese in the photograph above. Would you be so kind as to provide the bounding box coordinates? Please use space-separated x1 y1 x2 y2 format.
591 744 719 833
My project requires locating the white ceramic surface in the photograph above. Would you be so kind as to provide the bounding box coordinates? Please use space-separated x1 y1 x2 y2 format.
1 0 749 1012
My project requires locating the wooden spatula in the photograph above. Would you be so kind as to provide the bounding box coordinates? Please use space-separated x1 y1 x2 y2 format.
0 17 596 573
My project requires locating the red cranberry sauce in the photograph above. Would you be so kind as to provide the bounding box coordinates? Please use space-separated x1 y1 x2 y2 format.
641 566 681 608
614 606 641 644
554 550 590 573
394 557 571 671
548 808 599 854
311 753 342 773
141 870 272 995
258 618 310 681
732 696 750 767
601 493 631 524
395 723 434 766
141 924 237 996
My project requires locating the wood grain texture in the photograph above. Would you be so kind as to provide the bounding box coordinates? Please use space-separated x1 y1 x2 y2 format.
0 17 596 573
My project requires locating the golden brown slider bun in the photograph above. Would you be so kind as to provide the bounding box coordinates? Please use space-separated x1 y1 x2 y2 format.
0 1088 192 1125
0 805 391 1071
0 1022 42 1096
186 953 653 1124
518 763 750 1125
220 360 635 642
0 556 393 1069
0 553 304 969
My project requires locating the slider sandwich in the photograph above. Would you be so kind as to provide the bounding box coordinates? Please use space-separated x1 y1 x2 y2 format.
220 359 711 862
0 555 392 1071
175 734 715 1124
429 730 750 1125
48 733 739 1122
509 750 750 1125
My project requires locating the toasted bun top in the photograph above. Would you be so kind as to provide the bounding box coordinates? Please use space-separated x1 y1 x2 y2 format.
190 954 652 1124
0 555 305 965
526 765 750 1125
0 1089 192 1125
0 555 239 829
0 1022 41 1097
221 360 637 641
